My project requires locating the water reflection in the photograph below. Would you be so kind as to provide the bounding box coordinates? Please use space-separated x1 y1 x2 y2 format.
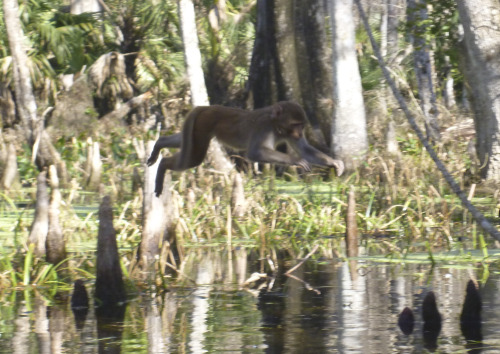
1 249 500 353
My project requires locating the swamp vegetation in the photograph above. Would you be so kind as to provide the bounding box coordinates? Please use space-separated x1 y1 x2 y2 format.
1 0 500 352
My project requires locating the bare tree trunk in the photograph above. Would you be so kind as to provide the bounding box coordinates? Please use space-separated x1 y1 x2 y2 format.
70 0 101 14
384 0 404 154
443 55 456 109
457 0 500 180
248 0 278 108
387 0 401 59
330 0 368 170
379 1 389 123
407 0 441 141
294 0 333 147
4 0 63 258
2 0 39 146
274 0 301 102
178 0 233 173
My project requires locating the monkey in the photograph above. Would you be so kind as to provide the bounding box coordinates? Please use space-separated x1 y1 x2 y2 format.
148 101 344 196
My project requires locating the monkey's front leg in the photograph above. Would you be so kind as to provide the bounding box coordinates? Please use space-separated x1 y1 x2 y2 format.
293 139 344 176
247 147 312 171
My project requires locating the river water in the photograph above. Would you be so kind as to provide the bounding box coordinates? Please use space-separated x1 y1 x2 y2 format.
0 247 499 353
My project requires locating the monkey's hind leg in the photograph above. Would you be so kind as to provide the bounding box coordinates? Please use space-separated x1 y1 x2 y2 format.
147 134 182 166
155 158 170 196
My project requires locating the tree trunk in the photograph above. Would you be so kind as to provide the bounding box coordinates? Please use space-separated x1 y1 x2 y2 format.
274 0 301 102
248 0 278 108
294 0 333 147
387 0 400 59
2 0 39 147
249 0 332 148
407 0 440 141
4 0 63 258
442 55 456 109
330 0 368 170
457 0 500 180
177 0 233 173
70 0 101 14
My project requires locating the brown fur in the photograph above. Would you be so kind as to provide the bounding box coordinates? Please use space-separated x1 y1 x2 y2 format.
148 101 344 196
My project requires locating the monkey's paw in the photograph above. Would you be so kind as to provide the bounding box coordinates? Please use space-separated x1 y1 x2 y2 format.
295 159 312 172
332 159 344 176
147 155 157 166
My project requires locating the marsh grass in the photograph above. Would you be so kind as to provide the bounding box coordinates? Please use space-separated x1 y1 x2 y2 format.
1 121 500 291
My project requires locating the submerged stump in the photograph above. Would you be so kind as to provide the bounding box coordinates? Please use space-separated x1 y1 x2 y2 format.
71 279 89 330
460 279 482 342
95 196 126 306
422 291 442 351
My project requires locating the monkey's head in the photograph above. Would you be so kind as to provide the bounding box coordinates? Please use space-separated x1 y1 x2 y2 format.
271 101 307 140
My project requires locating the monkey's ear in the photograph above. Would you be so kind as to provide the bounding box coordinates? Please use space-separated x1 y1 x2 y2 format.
271 103 283 119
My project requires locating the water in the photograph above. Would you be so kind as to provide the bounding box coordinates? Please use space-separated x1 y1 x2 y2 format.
0 248 499 353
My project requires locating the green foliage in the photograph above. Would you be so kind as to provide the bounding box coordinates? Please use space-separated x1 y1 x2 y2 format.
197 0 256 102
405 0 463 96
22 0 108 73
427 0 462 85
356 21 383 92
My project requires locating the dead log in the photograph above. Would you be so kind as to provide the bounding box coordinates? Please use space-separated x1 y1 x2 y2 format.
100 92 152 123
95 196 126 306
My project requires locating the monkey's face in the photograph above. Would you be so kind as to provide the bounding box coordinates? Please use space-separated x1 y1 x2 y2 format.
287 122 305 140
274 118 304 140
272 102 307 140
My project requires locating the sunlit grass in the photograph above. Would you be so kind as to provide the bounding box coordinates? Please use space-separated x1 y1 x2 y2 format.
1 117 499 291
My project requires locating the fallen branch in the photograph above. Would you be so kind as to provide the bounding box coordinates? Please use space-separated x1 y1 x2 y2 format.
285 244 319 275
100 91 152 122
285 273 321 295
